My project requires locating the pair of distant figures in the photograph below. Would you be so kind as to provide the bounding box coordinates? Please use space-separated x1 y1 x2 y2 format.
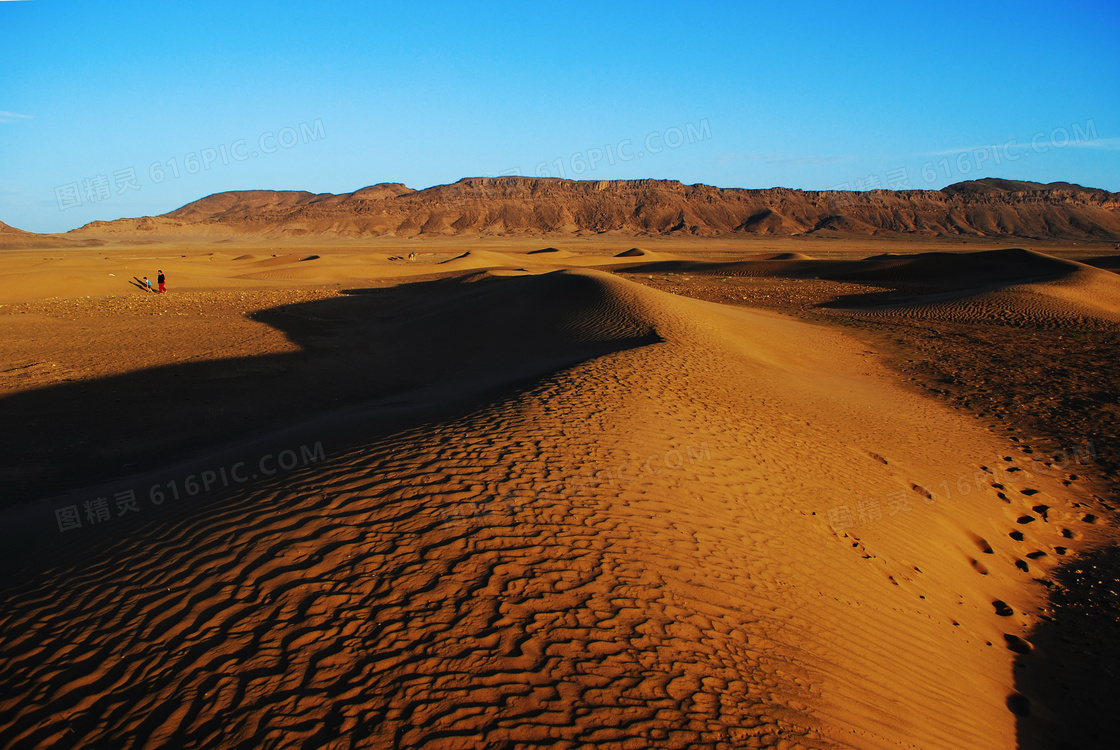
143 271 167 293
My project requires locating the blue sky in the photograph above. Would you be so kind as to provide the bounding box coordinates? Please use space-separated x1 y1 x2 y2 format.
2 0 1118 233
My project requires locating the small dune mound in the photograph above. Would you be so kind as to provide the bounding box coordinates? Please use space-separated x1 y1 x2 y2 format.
603 247 681 266
829 248 1079 287
523 247 576 260
236 268 327 281
436 249 523 271
231 254 257 261
299 255 320 262
613 255 822 279
252 254 301 268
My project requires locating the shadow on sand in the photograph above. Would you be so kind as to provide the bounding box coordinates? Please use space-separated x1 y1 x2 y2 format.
615 247 1084 310
0 270 659 568
1014 544 1120 750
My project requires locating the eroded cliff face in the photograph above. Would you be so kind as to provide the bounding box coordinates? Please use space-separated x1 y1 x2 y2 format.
28 177 1120 242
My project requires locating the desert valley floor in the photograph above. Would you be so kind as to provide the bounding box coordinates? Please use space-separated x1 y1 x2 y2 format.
0 236 1117 750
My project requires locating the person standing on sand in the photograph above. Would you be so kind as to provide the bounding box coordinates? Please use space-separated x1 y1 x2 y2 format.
143 276 152 292
157 270 166 294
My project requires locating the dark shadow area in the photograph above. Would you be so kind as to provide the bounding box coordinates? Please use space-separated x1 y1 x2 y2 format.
816 248 1088 309
609 257 838 277
1015 544 1120 750
817 285 975 309
0 269 661 567
814 247 1081 285
128 275 154 292
1079 255 1120 272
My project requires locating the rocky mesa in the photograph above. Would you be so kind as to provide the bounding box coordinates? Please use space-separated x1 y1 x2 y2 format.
10 177 1120 243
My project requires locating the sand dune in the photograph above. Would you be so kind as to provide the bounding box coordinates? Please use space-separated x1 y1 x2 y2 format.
837 268 1120 327
607 247 681 265
822 247 1079 285
613 247 1120 328
250 254 304 267
437 250 527 271
620 247 1077 280
820 249 1120 327
0 264 1102 749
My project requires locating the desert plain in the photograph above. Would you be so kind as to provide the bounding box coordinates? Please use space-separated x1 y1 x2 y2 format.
1 181 1119 750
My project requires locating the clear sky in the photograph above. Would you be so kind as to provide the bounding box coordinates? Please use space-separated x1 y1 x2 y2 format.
2 0 1118 233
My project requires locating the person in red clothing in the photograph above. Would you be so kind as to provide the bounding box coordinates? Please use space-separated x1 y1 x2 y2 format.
157 270 166 293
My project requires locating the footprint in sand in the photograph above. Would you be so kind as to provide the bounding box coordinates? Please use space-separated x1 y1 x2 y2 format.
993 600 1015 617
970 534 995 554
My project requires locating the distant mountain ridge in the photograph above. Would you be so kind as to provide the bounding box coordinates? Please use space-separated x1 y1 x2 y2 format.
8 177 1120 244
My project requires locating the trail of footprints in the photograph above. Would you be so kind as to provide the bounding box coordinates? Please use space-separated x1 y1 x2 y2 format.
849 438 1099 710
